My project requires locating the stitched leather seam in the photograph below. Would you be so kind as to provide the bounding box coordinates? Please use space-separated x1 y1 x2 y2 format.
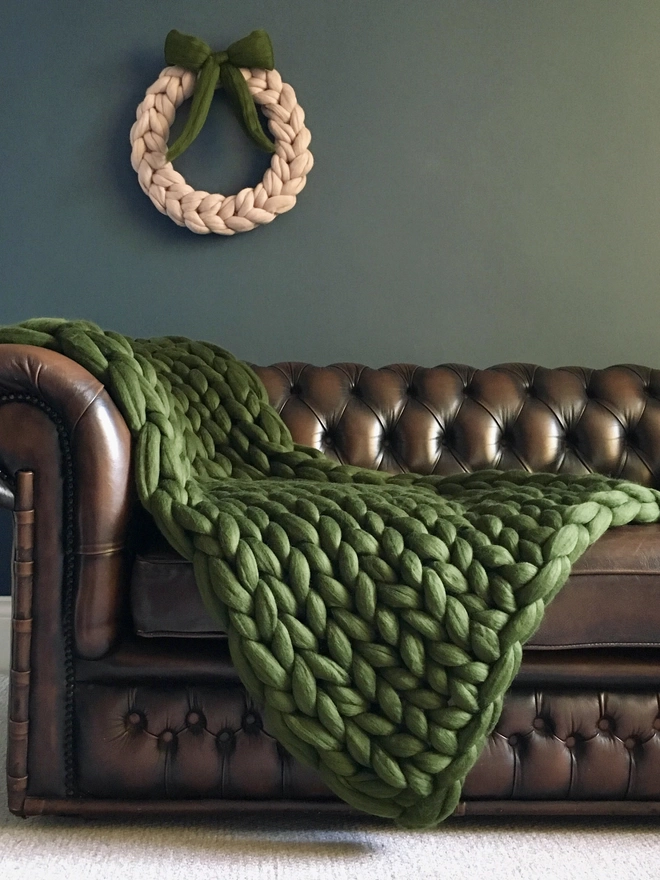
529 641 660 649
76 545 126 556
570 569 660 575
69 386 105 436
136 629 226 638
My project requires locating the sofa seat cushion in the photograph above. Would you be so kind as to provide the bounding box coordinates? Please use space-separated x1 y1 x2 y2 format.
130 523 660 649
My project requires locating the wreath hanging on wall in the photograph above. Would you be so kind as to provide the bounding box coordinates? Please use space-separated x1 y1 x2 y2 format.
129 29 313 235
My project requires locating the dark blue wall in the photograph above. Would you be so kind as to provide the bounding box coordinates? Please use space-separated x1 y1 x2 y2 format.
2 1 660 591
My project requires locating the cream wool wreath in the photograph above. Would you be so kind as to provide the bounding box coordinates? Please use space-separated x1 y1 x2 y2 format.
130 65 313 235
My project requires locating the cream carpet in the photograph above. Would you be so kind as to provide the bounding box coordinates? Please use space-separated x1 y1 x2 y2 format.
1 676 658 879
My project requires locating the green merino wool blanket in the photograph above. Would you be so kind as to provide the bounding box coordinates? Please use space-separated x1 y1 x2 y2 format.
2 319 659 827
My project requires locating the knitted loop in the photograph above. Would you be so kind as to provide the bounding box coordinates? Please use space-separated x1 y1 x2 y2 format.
2 318 659 828
129 61 313 234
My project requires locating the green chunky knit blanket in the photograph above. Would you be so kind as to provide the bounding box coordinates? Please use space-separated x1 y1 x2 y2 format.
2 319 659 827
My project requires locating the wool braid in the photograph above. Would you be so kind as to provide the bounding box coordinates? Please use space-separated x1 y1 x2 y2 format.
2 319 659 828
129 66 313 234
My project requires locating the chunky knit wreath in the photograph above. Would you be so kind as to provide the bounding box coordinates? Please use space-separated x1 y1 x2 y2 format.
129 29 313 235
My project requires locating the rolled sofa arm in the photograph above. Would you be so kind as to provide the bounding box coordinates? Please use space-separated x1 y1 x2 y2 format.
0 344 134 659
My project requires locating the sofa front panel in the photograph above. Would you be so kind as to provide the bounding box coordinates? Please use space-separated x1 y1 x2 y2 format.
252 363 660 486
463 690 660 800
74 683 331 801
73 682 660 803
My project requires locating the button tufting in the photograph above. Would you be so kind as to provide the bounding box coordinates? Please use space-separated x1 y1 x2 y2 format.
217 730 233 743
565 735 576 749
653 718 660 731
243 712 262 732
186 710 205 730
532 717 545 731
127 712 142 727
158 730 176 750
508 734 519 747
624 736 637 750
597 718 611 732
289 384 301 396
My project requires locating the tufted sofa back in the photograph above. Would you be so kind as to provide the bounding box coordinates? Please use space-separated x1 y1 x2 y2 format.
252 362 660 486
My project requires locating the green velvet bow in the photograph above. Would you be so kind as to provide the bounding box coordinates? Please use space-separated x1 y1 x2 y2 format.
164 29 276 162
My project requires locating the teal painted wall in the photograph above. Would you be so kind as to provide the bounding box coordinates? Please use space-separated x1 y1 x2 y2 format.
2 1 660 592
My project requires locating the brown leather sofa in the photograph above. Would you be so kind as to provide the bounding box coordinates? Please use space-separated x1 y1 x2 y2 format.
3 344 660 819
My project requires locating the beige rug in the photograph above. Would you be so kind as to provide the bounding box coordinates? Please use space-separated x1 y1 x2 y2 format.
1 676 658 879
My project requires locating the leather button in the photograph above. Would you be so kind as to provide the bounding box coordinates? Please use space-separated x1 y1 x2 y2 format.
186 711 201 727
532 717 545 731
127 712 142 727
597 718 611 732
159 730 175 744
624 736 637 750
217 729 233 744
243 712 262 732
565 735 576 749
653 718 660 731
508 734 519 747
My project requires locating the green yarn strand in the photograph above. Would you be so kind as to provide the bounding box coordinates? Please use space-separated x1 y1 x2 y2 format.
166 56 221 163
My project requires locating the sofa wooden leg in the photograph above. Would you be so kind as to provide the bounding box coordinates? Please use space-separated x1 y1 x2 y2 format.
7 470 34 817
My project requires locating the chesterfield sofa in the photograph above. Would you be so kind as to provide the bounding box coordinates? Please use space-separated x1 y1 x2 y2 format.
3 343 660 820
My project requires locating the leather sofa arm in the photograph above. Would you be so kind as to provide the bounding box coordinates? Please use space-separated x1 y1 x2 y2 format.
0 467 13 508
0 344 134 658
